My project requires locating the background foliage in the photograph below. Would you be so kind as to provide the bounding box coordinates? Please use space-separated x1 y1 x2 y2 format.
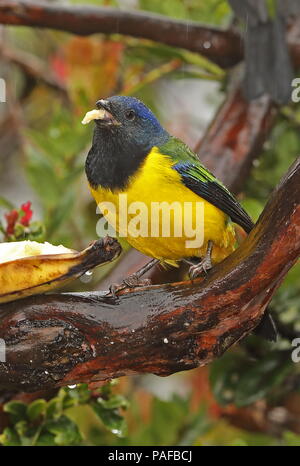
0 0 299 446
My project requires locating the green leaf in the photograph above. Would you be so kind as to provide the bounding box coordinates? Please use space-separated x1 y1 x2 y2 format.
97 394 129 410
35 432 57 446
0 427 21 446
46 397 63 420
210 352 245 406
235 352 293 407
139 0 187 19
45 415 82 446
3 401 27 423
126 41 225 77
177 405 212 446
27 399 47 422
14 420 33 446
138 0 230 24
210 350 294 408
66 384 91 405
92 402 128 438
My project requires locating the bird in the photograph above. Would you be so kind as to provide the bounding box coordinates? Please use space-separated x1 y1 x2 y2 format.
84 95 276 341
228 0 300 104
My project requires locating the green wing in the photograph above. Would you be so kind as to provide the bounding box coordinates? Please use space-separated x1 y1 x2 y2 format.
159 137 254 233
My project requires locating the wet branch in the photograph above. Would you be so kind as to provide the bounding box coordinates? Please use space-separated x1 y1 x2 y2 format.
1 1 300 70
0 0 243 68
0 157 299 392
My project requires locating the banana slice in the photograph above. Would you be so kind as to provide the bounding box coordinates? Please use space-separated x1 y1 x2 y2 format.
81 109 105 125
0 238 121 304
0 241 73 264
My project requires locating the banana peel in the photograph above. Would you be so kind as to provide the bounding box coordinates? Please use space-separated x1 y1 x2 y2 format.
0 237 121 304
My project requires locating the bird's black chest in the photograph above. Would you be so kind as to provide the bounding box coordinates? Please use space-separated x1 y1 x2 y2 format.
85 130 148 191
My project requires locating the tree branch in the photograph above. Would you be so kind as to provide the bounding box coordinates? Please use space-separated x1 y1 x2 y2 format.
1 1 300 71
0 157 299 392
0 0 242 68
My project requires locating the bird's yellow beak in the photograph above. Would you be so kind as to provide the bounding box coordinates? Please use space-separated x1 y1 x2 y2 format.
82 100 120 126
81 109 106 125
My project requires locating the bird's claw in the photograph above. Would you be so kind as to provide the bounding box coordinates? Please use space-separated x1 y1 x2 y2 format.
123 275 151 288
188 256 213 280
107 275 152 297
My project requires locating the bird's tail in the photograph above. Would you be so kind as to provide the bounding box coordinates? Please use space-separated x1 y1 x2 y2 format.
254 311 278 342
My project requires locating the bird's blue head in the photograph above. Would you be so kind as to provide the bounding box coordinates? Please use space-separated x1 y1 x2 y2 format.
95 95 168 147
86 96 169 190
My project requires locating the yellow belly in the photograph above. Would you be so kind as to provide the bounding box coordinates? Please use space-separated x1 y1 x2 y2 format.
90 148 236 264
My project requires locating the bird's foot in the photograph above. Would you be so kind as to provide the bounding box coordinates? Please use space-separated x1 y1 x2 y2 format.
188 240 213 280
108 275 152 298
122 274 152 289
107 258 159 297
188 257 212 279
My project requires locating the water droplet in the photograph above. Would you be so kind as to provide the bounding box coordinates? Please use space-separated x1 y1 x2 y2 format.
80 270 93 283
163 338 169 344
203 41 211 49
68 384 77 389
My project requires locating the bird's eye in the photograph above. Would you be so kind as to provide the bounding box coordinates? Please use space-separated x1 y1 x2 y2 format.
125 109 136 121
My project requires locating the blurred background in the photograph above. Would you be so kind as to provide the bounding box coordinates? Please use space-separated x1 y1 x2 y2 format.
0 0 300 446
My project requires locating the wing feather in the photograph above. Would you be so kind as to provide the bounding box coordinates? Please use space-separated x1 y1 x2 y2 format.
172 161 254 233
158 137 254 233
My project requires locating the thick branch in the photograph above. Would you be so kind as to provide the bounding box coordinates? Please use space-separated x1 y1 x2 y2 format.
1 1 300 70
0 1 242 68
0 157 299 392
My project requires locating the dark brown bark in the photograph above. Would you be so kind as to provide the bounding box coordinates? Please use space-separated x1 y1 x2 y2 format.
1 1 300 71
0 157 299 392
0 0 243 68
